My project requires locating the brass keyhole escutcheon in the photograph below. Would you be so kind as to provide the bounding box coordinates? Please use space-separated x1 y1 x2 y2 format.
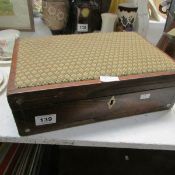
108 96 116 109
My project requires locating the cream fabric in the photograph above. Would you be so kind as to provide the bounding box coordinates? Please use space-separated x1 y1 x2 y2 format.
15 32 175 88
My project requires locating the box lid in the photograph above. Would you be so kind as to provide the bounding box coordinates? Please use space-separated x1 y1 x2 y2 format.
14 32 175 88
7 32 175 109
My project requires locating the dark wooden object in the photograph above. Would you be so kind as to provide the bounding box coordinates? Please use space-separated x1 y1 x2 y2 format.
157 33 175 59
157 1 175 59
164 0 175 33
58 146 175 175
7 40 175 136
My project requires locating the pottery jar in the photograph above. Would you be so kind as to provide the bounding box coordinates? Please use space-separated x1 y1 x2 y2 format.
117 2 138 31
42 0 69 31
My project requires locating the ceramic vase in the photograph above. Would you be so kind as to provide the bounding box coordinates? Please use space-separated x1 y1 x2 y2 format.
101 13 118 32
117 2 138 31
157 29 175 60
42 0 69 31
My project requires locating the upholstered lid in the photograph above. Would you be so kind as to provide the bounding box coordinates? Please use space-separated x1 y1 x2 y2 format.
15 32 175 88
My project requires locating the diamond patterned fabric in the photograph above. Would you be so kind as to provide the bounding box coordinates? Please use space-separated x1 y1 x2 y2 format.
15 32 175 88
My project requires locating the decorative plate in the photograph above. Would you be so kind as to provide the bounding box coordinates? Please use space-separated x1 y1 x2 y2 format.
0 60 11 66
0 71 8 94
0 71 3 86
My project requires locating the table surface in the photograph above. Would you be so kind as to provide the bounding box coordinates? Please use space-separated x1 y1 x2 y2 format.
1 66 175 151
1 18 175 151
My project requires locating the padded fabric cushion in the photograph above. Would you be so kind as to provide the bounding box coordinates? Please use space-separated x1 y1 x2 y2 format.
15 32 175 88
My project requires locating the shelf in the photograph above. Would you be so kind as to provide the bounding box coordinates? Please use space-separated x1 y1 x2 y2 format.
0 66 175 150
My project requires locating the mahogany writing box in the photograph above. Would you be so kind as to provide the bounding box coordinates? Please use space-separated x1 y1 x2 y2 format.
7 32 175 136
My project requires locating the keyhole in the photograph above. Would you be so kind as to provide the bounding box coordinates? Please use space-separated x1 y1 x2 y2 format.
108 96 116 109
110 100 114 106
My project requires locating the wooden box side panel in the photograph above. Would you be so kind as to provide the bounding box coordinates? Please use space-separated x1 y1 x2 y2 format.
12 87 175 136
7 73 175 111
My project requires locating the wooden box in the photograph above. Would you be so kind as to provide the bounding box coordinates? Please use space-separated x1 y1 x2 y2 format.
7 32 175 136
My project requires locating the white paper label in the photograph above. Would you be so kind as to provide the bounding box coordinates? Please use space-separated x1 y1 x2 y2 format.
100 76 119 82
35 114 56 126
77 24 88 32
140 93 151 100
